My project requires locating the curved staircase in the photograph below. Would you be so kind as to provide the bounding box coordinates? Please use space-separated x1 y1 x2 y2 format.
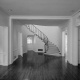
25 24 60 55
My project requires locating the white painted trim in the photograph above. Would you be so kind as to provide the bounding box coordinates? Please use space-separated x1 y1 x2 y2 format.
9 17 12 64
13 56 18 62
67 18 73 64
62 31 65 57
10 15 71 20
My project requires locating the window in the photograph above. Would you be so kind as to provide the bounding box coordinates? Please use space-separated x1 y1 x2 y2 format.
27 37 32 44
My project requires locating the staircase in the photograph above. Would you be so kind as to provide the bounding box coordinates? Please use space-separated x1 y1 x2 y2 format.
25 24 60 54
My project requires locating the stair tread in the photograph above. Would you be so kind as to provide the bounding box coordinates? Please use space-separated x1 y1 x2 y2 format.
45 53 61 56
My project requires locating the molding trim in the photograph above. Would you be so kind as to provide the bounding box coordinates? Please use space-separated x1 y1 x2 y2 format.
13 56 18 62
9 16 12 65
78 64 80 68
10 15 71 20
67 61 78 67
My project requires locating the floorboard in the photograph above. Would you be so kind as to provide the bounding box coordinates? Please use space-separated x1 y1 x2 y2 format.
0 51 79 80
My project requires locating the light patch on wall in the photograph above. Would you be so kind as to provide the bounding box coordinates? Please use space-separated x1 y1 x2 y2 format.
27 37 32 44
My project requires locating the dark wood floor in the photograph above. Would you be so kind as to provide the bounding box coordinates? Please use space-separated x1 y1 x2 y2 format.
0 51 79 80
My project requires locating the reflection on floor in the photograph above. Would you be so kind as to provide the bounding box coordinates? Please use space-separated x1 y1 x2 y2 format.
0 51 79 80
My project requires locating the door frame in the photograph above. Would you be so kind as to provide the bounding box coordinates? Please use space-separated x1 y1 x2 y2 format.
62 30 68 62
18 32 23 57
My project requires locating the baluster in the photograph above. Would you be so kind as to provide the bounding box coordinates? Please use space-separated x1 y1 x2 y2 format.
41 32 42 39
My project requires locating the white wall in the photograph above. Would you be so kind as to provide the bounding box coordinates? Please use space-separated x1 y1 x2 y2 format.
35 25 62 52
0 8 9 27
70 16 78 66
0 8 9 66
73 12 80 65
34 36 45 52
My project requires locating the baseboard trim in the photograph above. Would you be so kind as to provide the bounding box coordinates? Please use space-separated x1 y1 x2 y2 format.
78 64 80 68
13 56 18 62
67 61 78 68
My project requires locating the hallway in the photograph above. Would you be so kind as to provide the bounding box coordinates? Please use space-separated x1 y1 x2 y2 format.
0 51 79 80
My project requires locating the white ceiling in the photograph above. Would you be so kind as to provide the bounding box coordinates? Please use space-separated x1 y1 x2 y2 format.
0 0 80 16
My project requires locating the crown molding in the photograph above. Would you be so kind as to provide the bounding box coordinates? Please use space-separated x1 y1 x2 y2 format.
10 15 71 20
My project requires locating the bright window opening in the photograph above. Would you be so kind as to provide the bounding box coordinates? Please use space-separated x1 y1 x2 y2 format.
27 37 32 44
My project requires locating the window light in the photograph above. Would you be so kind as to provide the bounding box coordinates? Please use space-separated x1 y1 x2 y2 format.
27 37 32 44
